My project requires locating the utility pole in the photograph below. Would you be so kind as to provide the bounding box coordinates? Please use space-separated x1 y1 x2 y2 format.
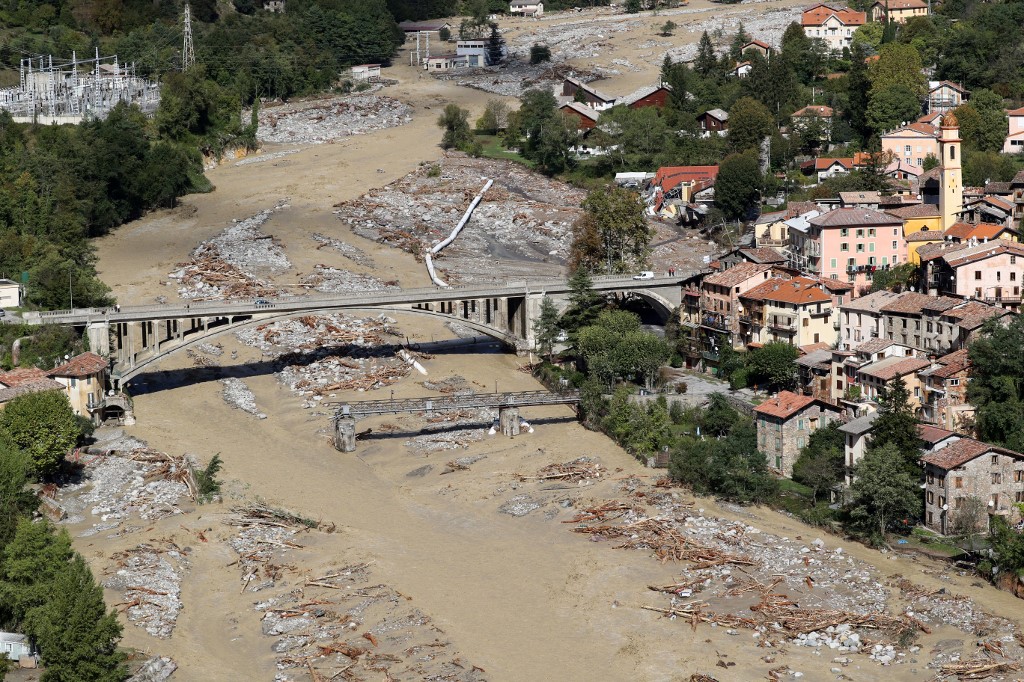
182 4 196 71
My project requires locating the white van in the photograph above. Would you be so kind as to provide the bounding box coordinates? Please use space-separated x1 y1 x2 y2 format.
632 271 654 280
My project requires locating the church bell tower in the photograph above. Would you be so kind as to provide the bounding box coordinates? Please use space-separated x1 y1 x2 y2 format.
938 112 962 231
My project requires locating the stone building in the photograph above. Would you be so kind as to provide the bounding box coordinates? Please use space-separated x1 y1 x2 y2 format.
753 390 842 477
921 438 1024 535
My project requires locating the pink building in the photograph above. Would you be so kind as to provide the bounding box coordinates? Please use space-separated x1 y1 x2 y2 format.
881 122 939 170
700 262 774 350
801 208 906 291
927 240 1024 304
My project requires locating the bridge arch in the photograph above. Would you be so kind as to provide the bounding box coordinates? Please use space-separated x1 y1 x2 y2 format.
608 289 676 323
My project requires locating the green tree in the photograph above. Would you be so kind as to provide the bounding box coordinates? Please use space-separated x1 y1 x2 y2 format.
968 315 1024 451
868 377 923 475
660 20 676 36
746 341 799 392
625 0 642 13
0 519 73 626
533 296 561 361
847 43 872 143
989 515 1024 577
485 22 505 65
869 262 919 293
0 391 80 477
669 416 777 503
475 99 508 135
27 553 126 681
869 43 927 99
529 43 551 64
701 393 737 437
560 268 605 335
792 422 845 501
569 186 651 274
851 22 883 52
780 22 821 85
848 442 921 540
921 153 940 171
729 23 750 61
727 96 774 153
952 89 1008 153
534 111 579 174
715 149 763 220
866 84 922 136
437 103 473 150
695 31 718 77
0 441 36 550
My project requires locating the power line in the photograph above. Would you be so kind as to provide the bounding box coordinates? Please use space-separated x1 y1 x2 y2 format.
182 4 195 71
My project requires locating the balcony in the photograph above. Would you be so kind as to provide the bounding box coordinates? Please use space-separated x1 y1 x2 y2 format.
810 307 833 318
985 296 1022 305
768 317 796 332
702 350 720 362
701 315 730 332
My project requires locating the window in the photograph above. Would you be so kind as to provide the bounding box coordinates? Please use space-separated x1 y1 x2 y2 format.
840 228 849 237
950 146 956 161
893 229 898 236
841 242 849 251
803 318 810 327
955 497 964 509
914 386 920 397
831 258 837 268
992 472 1002 484
1013 272 1018 281
869 256 876 265
868 229 876 237
991 493 999 508
1017 491 1024 503
882 257 888 265
1012 256 1017 265
857 244 865 252
869 243 875 252
856 229 864 238
797 437 805 448
904 145 912 153
975 271 982 280
954 477 963 489
927 511 933 525
70 378 76 388
939 495 946 508
902 319 907 329
937 324 943 333
798 419 804 430
927 473 934 485
950 379 960 386
892 241 898 249
927 491 934 505
992 455 999 465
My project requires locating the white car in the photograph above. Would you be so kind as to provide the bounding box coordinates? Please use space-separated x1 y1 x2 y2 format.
632 271 654 280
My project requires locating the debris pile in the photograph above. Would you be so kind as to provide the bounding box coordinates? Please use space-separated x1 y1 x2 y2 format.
298 264 398 293
169 205 291 300
519 457 604 483
225 504 321 593
128 657 177 682
105 543 187 638
405 428 487 453
311 232 375 267
235 149 300 166
236 313 397 355
251 95 413 145
334 156 583 282
221 378 268 419
421 375 472 394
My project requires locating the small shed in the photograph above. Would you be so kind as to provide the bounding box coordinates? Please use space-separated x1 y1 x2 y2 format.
0 632 32 661
0 279 21 308
351 64 381 81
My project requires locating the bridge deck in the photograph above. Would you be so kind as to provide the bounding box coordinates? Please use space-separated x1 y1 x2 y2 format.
329 390 580 418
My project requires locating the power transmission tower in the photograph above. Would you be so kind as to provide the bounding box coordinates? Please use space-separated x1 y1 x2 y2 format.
182 3 196 71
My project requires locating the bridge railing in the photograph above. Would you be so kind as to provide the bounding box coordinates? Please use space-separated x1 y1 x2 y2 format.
328 389 581 418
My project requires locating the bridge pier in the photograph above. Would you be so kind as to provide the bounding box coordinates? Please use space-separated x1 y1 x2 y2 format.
334 416 358 452
87 322 111 356
498 406 520 437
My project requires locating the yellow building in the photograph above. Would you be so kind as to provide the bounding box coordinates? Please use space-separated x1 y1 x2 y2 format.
738 277 838 348
48 352 109 424
882 203 941 265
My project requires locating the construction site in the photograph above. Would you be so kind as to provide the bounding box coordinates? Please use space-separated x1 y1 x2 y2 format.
0 52 161 125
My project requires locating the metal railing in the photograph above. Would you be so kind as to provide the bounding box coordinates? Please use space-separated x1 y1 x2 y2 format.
328 389 580 418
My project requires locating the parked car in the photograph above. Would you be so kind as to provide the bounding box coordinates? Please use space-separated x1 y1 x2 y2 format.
632 271 654 280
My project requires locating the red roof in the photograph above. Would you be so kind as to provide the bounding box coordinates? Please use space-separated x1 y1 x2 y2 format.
921 438 1022 470
753 391 817 419
0 367 49 388
703 262 772 289
740 276 832 305
0 378 64 404
883 122 938 138
48 352 108 379
917 424 956 445
1007 107 1024 117
859 356 930 380
801 4 866 26
652 166 719 194
792 105 834 118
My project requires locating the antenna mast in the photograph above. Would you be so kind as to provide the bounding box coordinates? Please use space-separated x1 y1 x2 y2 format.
182 4 196 71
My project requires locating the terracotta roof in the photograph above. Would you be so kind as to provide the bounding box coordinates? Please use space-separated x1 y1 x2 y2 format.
880 292 948 315
964 222 1013 241
920 296 964 313
920 438 1022 470
1012 170 1024 186
942 301 1007 330
740 276 832 305
0 378 64 404
886 203 940 219
652 165 719 194
809 207 901 228
906 230 943 242
929 352 970 378
944 241 1024 269
48 352 108 379
742 39 771 50
0 367 49 388
785 201 820 219
703 262 772 289
840 290 901 312
839 191 882 205
800 342 832 354
801 4 866 26
979 195 1013 212
1007 107 1024 117
811 277 855 293
793 105 834 118
853 338 896 355
984 181 1012 195
859 356 930 380
916 241 968 262
883 122 939 138
917 424 956 445
944 222 978 240
753 390 817 419
738 247 788 264
805 157 854 172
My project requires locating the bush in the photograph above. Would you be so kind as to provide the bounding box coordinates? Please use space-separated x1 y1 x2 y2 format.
530 43 551 64
426 164 441 178
729 366 750 390
669 400 685 424
195 454 223 503
669 354 683 368
675 382 688 394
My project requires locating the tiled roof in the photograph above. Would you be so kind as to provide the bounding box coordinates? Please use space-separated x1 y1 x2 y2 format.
653 165 719 194
839 412 878 435
920 438 1021 470
984 181 1012 195
740 276 831 305
808 207 901 228
980 195 1013 211
944 221 978 240
942 301 1007 330
859 356 930 380
785 201 820 219
703 262 772 289
885 203 940 219
800 342 831 354
839 191 882 205
916 241 967 262
0 367 49 388
906 230 943 242
880 292 953 315
882 122 938 138
738 247 788 264
753 390 817 419
928 79 967 93
564 76 615 103
48 352 108 378
917 424 956 445
742 39 771 50
853 338 896 355
806 157 854 172
0 378 64 404
811 277 855 293
944 241 1024 269
796 348 833 370
840 289 901 312
929 352 970 378
920 296 964 313
801 4 866 26
793 105 834 118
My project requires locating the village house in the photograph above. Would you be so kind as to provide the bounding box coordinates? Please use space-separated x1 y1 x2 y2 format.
0 366 64 411
621 83 672 109
47 352 109 424
944 221 1018 245
796 347 834 402
562 77 616 110
791 105 834 142
838 412 878 487
958 195 1016 227
870 0 929 23
927 81 968 115
740 40 772 60
838 289 902 349
0 278 21 308
923 239 1024 306
350 64 381 82
456 40 489 67
738 276 838 348
801 157 854 183
559 101 600 131
832 338 917 407
1004 107 1024 154
798 207 906 289
856 353 930 409
422 54 469 71
918 348 974 431
876 292 1008 353
697 109 729 137
801 4 866 52
755 202 819 250
753 391 842 477
884 203 942 264
509 0 544 17
922 438 1024 534
398 20 452 35
700 261 775 360
646 165 719 219
881 122 939 170
730 61 753 78
0 632 32 663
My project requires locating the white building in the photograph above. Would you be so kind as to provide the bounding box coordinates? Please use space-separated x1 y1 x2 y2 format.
0 279 21 308
456 40 488 67
350 64 381 81
801 4 866 52
510 0 543 17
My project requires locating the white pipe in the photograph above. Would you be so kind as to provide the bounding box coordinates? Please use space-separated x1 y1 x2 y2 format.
426 178 493 287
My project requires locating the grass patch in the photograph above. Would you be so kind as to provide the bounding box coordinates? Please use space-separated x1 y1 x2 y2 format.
904 527 963 556
474 135 535 166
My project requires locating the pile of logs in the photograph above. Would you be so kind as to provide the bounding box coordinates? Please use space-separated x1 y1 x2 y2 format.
128 449 199 501
173 253 278 301
520 460 605 483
